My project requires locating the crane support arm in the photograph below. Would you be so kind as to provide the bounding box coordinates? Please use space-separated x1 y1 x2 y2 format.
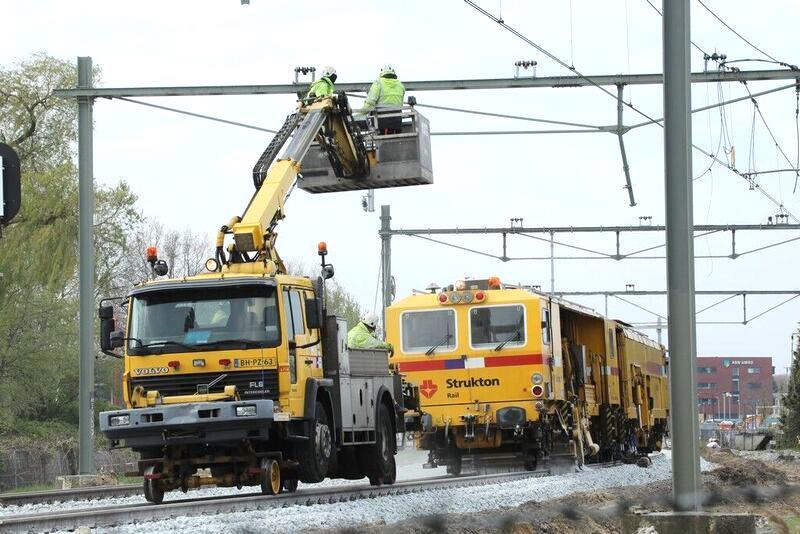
233 158 300 252
225 96 368 266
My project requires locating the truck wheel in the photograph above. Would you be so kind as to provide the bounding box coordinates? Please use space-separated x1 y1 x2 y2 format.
368 404 396 486
282 478 298 493
297 401 332 483
260 458 281 495
143 465 164 504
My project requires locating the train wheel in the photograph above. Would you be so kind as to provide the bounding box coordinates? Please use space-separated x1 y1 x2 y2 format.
368 404 396 486
446 454 462 476
143 465 164 504
523 451 538 471
282 478 299 493
260 458 281 495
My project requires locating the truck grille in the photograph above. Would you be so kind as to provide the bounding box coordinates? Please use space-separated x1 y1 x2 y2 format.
131 370 279 401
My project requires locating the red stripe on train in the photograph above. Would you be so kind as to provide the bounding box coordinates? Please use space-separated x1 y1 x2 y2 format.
484 354 544 367
397 359 448 372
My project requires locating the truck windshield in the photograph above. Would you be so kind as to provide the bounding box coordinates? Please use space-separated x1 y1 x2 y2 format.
128 285 280 355
401 309 456 354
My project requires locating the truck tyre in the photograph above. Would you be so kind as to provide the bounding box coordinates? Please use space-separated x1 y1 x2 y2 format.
282 478 298 493
260 458 281 495
297 401 332 483
143 465 164 504
368 404 397 486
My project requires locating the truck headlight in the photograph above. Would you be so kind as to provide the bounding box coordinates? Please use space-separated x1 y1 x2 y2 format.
531 373 543 385
235 405 257 417
109 414 130 426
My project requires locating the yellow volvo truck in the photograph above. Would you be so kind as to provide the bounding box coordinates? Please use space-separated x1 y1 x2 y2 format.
98 93 431 503
386 278 668 475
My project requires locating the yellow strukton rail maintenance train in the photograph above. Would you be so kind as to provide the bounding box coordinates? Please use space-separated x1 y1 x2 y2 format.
387 278 669 474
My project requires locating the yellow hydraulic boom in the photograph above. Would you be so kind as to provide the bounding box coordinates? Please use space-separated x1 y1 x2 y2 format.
215 94 369 274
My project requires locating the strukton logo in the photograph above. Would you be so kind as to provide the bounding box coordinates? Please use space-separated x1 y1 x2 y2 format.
419 379 438 399
446 377 500 388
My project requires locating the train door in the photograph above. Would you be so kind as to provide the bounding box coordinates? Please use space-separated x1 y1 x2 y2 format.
547 300 565 400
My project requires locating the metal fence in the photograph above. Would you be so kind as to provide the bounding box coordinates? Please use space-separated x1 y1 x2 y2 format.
0 445 136 492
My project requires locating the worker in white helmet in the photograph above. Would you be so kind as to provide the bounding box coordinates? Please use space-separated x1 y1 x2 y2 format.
347 312 393 354
362 65 405 133
306 66 337 100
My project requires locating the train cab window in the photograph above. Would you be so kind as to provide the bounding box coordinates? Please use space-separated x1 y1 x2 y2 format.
401 309 456 354
470 305 526 350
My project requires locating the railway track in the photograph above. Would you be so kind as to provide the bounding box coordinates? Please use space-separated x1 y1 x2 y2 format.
0 470 553 533
0 484 141 506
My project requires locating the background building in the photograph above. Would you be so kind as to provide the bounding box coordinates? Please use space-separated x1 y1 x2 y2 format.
696 356 774 420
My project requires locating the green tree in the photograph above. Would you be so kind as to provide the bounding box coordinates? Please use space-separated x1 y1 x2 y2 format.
781 332 800 448
0 53 98 172
283 259 363 329
0 54 136 438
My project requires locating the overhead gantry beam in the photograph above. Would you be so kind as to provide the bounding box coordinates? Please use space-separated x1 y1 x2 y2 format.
54 69 800 98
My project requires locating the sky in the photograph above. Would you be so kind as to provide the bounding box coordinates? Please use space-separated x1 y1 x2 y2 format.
6 0 800 371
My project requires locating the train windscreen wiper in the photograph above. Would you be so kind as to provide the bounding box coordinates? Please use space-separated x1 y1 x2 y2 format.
494 331 521 352
425 333 452 356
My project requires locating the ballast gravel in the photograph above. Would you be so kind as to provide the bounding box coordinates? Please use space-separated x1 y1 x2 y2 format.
0 448 445 518
109 451 710 533
3 449 713 533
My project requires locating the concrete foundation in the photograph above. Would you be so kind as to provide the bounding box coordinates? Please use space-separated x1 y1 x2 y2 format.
56 473 117 489
622 512 755 534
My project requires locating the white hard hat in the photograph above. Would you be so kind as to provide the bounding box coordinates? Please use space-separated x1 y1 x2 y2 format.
321 66 336 78
361 312 379 329
380 64 396 76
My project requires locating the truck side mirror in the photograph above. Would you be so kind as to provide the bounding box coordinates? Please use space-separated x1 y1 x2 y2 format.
322 264 334 280
305 297 322 330
99 305 115 352
110 330 124 349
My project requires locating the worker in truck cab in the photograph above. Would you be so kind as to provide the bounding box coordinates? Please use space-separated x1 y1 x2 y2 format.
362 65 405 133
348 312 393 354
306 66 337 100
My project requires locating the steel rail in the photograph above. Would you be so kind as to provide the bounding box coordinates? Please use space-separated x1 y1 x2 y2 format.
0 484 140 506
0 471 551 532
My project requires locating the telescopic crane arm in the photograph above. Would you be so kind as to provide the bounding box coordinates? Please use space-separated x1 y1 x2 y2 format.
215 94 369 273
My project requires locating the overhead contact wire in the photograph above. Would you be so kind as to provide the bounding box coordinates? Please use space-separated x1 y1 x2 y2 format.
697 0 783 64
113 96 277 134
465 0 800 223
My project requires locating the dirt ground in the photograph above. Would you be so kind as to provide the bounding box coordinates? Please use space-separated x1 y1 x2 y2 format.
358 450 800 534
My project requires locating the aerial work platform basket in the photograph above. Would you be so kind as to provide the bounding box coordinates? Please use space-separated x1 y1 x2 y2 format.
297 107 433 193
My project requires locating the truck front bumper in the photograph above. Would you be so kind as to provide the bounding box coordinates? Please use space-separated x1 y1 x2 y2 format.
99 399 275 449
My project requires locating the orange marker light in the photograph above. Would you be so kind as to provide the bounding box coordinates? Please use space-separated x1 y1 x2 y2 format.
488 276 501 289
146 246 158 262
